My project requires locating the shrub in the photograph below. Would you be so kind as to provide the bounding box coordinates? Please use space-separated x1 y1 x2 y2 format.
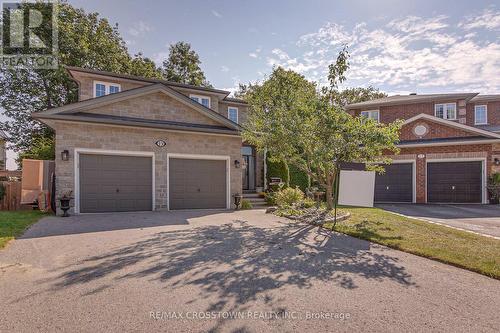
274 187 304 208
300 197 316 208
240 199 253 210
264 192 276 205
266 154 309 191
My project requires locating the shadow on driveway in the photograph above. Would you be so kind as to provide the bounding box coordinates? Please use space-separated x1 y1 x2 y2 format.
21 210 229 239
48 219 416 315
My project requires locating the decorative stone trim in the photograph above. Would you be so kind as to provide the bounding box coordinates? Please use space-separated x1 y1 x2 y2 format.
426 151 487 160
386 154 417 160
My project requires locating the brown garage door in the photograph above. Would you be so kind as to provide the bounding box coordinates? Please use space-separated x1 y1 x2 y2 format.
374 163 413 203
169 158 226 209
79 154 152 213
427 161 482 203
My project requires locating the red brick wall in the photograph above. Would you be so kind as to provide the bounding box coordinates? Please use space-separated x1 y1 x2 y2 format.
398 144 493 203
466 101 500 126
400 120 476 141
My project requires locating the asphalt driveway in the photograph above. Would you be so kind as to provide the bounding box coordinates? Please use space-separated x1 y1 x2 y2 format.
377 204 500 238
0 210 499 332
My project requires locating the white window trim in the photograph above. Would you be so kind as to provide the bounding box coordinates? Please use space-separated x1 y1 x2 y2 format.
166 153 231 210
189 94 211 108
474 105 488 125
93 80 121 98
74 148 155 214
434 103 457 120
228 107 239 123
360 110 380 122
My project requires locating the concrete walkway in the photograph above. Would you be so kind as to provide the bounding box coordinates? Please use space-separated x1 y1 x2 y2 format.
377 204 500 238
0 210 499 332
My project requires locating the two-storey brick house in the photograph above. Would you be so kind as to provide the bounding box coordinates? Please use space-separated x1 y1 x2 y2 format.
347 93 500 204
34 67 264 214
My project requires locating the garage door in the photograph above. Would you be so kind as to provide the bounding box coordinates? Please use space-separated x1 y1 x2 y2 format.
169 158 227 210
79 154 153 213
374 163 413 203
427 161 482 203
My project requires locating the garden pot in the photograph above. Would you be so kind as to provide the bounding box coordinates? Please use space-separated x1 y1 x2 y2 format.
233 193 242 210
59 198 71 217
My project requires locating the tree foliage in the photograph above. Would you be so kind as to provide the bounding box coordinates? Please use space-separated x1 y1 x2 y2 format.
161 41 211 87
0 1 162 158
243 49 401 209
242 67 317 186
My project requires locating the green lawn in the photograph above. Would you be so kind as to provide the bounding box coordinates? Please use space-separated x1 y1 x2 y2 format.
0 211 48 249
324 207 500 279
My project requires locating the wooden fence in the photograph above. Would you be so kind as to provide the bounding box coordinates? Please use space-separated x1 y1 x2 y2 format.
0 181 22 211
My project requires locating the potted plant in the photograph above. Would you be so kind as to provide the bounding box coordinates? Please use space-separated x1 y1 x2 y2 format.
59 190 73 217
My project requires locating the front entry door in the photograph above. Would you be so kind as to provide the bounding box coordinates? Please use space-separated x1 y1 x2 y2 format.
242 146 255 191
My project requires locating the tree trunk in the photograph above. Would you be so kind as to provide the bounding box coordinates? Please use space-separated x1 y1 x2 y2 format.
284 161 290 187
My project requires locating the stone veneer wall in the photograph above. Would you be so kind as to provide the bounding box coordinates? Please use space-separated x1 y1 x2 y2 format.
50 120 242 213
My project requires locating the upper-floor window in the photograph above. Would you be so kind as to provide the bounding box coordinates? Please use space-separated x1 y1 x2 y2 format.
360 110 379 122
435 103 456 120
94 81 121 98
190 94 210 108
228 107 238 123
474 105 487 125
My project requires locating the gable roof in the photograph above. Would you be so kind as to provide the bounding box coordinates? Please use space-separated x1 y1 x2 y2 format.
346 93 479 110
66 66 247 104
470 94 500 103
33 83 242 132
402 113 500 139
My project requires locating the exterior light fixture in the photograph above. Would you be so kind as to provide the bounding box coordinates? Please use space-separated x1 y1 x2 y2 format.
61 150 69 161
234 160 241 168
495 158 500 166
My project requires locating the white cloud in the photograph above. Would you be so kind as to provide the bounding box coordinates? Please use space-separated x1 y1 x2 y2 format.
460 8 500 31
265 12 500 93
249 47 262 59
221 65 230 72
211 10 222 18
128 21 152 37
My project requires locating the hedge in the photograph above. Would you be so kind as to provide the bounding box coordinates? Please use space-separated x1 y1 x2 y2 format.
266 156 309 191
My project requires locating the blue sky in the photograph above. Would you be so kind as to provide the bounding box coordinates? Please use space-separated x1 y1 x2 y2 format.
69 0 500 94
2 0 500 169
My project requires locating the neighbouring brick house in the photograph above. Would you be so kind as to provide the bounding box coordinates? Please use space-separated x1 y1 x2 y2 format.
347 93 500 204
34 67 264 214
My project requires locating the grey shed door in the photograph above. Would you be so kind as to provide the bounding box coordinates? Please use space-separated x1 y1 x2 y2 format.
79 154 153 213
169 158 227 209
374 163 413 203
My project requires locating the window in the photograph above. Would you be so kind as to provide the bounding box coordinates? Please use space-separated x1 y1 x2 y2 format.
95 83 106 97
109 85 120 94
360 110 379 122
475 105 487 125
228 107 238 123
93 81 121 97
435 103 456 120
189 94 211 108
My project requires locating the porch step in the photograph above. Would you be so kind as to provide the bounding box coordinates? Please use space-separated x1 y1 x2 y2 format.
242 192 261 198
242 193 268 208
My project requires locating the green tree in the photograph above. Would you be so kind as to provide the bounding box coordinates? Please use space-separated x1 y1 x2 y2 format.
244 50 401 210
0 2 163 158
242 67 318 187
161 42 211 87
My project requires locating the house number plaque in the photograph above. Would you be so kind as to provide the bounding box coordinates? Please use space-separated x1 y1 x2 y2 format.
155 140 167 147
